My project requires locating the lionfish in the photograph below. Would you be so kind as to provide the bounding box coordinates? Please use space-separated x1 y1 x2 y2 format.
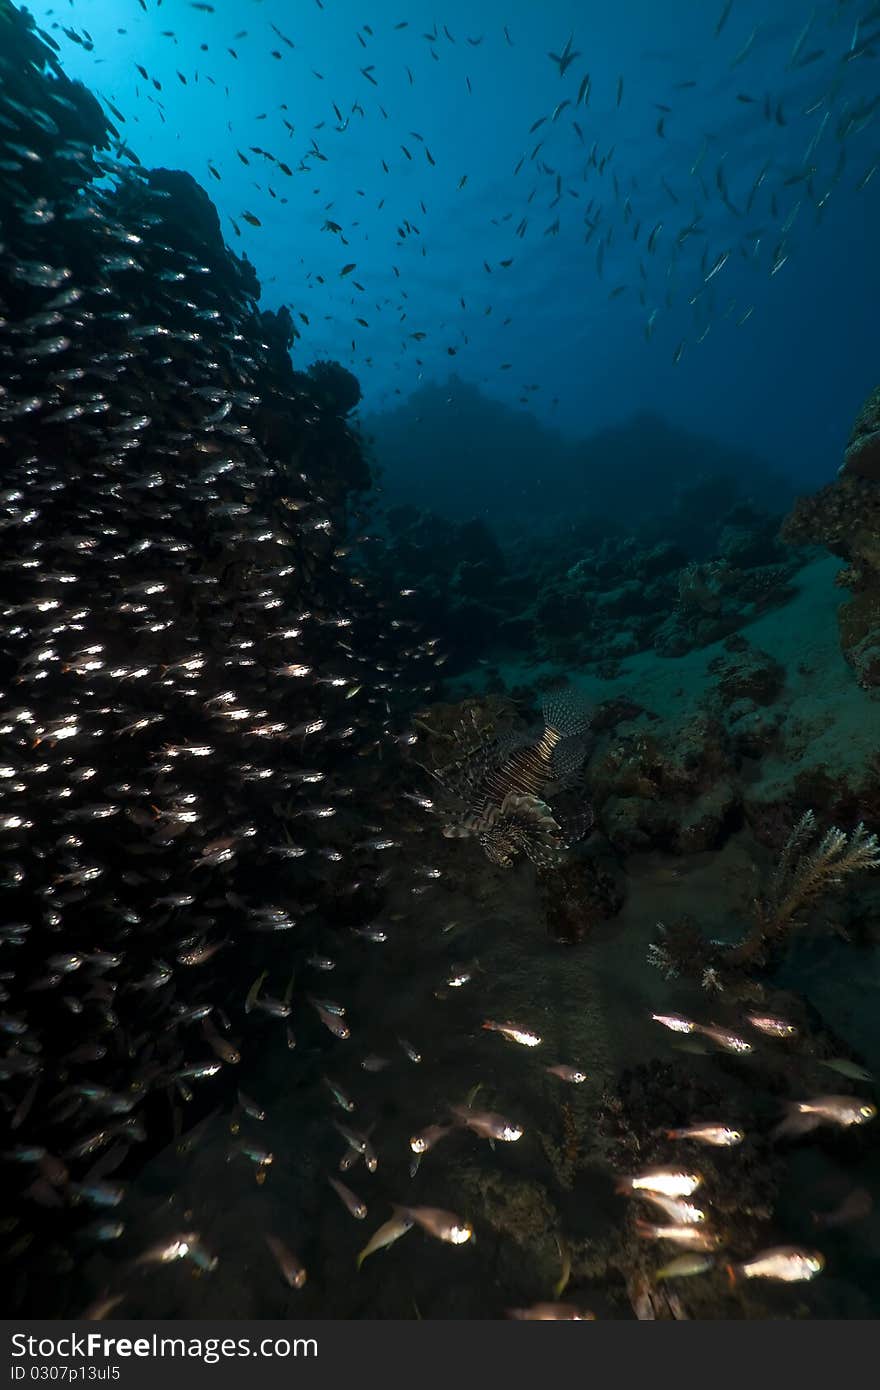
427 690 593 868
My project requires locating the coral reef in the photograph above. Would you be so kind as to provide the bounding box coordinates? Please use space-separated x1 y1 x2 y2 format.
841 384 880 482
782 383 880 688
375 404 880 1320
375 508 512 667
537 1101 586 1189
455 1167 563 1302
725 811 880 968
650 809 880 979
458 1166 560 1249
654 546 796 660
596 1060 783 1318
589 711 738 855
529 521 797 666
782 475 880 688
539 842 625 944
368 496 798 675
0 0 418 1314
365 385 793 533
441 555 880 874
305 358 363 417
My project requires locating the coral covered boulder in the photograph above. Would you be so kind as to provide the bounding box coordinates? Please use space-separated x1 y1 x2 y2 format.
589 712 739 854
841 385 880 482
708 644 785 706
539 842 625 943
305 359 362 415
782 473 880 688
782 384 880 688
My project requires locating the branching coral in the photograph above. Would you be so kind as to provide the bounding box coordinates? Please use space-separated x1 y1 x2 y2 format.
652 812 880 980
726 810 880 965
763 811 880 929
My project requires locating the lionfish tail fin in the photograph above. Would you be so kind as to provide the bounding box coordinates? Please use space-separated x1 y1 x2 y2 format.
541 687 593 740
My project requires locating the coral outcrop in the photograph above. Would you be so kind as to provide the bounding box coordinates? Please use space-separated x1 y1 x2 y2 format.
782 477 880 688
589 710 738 854
841 384 880 482
370 499 798 674
782 385 880 688
539 843 625 944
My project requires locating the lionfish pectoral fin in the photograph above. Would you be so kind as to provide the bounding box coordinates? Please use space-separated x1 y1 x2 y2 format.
497 793 565 866
550 732 592 781
559 805 595 848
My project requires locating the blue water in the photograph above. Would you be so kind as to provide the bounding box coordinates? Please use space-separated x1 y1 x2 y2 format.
31 0 880 499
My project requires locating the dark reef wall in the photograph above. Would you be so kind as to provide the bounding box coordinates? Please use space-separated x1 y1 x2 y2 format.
0 0 426 1314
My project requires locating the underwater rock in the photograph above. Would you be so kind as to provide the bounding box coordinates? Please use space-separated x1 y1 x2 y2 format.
459 1166 559 1249
600 795 668 852
456 1167 561 1292
637 464 790 559
725 700 783 759
709 645 786 706
602 1057 783 1319
782 387 880 687
782 474 880 687
539 841 625 944
384 508 505 573
677 560 727 616
745 764 876 852
654 557 796 660
841 384 880 482
836 578 880 677
590 714 738 855
594 580 648 619
674 779 740 854
640 541 688 577
532 581 594 644
849 630 880 689
452 557 504 604
716 503 788 564
590 696 653 733
371 489 797 672
305 358 362 416
782 475 880 566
